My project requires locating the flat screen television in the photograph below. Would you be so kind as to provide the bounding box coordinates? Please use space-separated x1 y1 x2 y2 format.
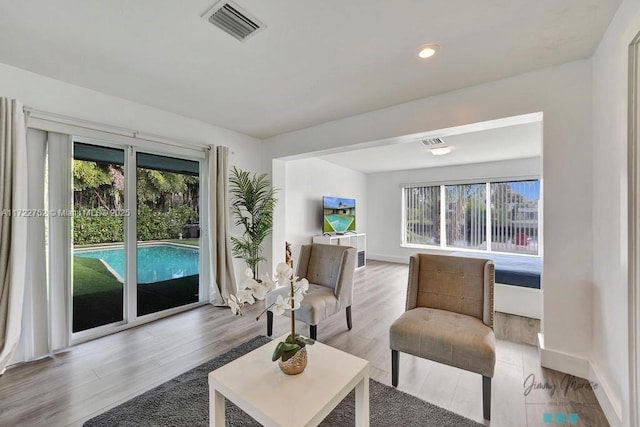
323 196 356 234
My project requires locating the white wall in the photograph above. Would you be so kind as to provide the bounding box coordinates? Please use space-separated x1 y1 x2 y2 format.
591 0 640 425
278 157 366 267
0 63 263 170
367 157 541 262
266 59 594 376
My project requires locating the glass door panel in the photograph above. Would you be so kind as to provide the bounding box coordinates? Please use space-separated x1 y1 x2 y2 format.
136 152 200 316
72 142 126 333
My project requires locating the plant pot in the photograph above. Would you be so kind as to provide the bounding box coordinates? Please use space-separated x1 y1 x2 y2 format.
278 347 307 375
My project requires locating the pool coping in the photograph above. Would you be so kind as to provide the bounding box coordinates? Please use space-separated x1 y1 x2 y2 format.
74 240 200 252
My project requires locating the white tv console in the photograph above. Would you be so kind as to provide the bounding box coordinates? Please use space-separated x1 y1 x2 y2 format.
313 233 366 268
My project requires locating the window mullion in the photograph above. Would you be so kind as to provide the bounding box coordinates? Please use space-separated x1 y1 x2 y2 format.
401 188 406 245
125 147 137 323
486 182 492 252
440 185 446 248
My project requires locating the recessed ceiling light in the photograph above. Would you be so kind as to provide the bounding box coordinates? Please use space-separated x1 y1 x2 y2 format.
430 146 451 156
418 44 439 59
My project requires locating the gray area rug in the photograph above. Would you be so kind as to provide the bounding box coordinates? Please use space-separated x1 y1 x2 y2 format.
84 336 483 427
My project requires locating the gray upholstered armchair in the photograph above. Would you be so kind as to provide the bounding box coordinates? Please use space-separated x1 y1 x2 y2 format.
266 243 357 340
389 253 496 420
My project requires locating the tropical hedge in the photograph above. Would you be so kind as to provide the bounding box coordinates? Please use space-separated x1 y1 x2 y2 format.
73 204 198 245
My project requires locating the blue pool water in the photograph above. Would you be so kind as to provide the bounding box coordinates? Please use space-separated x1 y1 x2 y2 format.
326 214 355 233
75 244 199 283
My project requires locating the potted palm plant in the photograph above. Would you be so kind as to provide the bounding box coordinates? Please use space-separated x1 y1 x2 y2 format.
229 166 278 280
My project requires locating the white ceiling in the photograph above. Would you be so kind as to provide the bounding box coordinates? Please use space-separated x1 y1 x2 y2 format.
0 0 620 138
319 119 542 173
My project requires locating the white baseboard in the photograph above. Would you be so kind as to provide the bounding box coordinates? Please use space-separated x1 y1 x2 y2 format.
538 333 590 378
538 334 624 426
367 253 408 264
589 362 623 427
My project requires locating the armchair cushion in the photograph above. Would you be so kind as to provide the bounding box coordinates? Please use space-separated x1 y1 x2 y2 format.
390 307 496 378
298 244 356 307
265 283 339 325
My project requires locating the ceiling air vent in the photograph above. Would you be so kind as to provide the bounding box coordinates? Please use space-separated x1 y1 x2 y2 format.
421 137 445 146
202 1 265 41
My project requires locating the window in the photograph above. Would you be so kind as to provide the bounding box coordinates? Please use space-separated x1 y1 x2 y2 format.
445 183 486 250
403 179 540 255
490 180 539 254
404 186 440 245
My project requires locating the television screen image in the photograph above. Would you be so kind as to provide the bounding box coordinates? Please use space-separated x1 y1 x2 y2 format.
323 196 356 233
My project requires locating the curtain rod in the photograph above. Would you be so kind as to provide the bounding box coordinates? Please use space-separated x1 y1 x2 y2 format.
23 107 211 152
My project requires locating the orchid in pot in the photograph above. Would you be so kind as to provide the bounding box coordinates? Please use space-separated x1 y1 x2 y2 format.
229 262 314 374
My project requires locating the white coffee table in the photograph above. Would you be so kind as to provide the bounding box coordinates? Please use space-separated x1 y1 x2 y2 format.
208 335 369 426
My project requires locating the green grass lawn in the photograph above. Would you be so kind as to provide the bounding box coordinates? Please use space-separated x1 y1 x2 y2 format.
72 254 199 333
73 257 122 296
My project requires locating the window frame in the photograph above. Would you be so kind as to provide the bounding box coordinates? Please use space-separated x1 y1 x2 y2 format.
401 176 541 257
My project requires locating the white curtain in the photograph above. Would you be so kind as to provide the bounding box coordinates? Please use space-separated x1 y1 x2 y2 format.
207 146 237 306
0 98 28 374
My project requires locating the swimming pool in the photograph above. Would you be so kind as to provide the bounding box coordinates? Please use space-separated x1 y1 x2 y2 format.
326 214 355 233
74 244 199 283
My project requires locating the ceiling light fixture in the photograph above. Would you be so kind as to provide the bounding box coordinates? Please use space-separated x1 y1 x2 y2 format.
418 44 439 59
430 146 451 156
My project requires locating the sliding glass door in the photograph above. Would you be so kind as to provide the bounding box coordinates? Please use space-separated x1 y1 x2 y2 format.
70 141 203 337
136 153 200 316
72 142 126 333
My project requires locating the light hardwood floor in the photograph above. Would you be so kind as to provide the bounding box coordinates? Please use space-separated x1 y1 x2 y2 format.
0 260 608 426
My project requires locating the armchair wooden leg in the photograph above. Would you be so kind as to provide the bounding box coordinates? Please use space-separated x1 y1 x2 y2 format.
346 306 352 330
482 375 491 420
267 311 273 337
391 350 399 387
310 324 317 340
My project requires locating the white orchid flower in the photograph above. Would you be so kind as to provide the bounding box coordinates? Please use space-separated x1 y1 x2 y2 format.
250 280 270 300
275 262 293 285
260 272 276 290
236 288 255 305
229 261 311 337
244 277 270 300
228 294 242 315
295 278 309 295
272 295 289 315
243 275 259 290
289 293 302 310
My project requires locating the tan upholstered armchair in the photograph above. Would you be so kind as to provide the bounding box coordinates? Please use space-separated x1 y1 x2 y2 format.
389 253 496 420
266 243 357 340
